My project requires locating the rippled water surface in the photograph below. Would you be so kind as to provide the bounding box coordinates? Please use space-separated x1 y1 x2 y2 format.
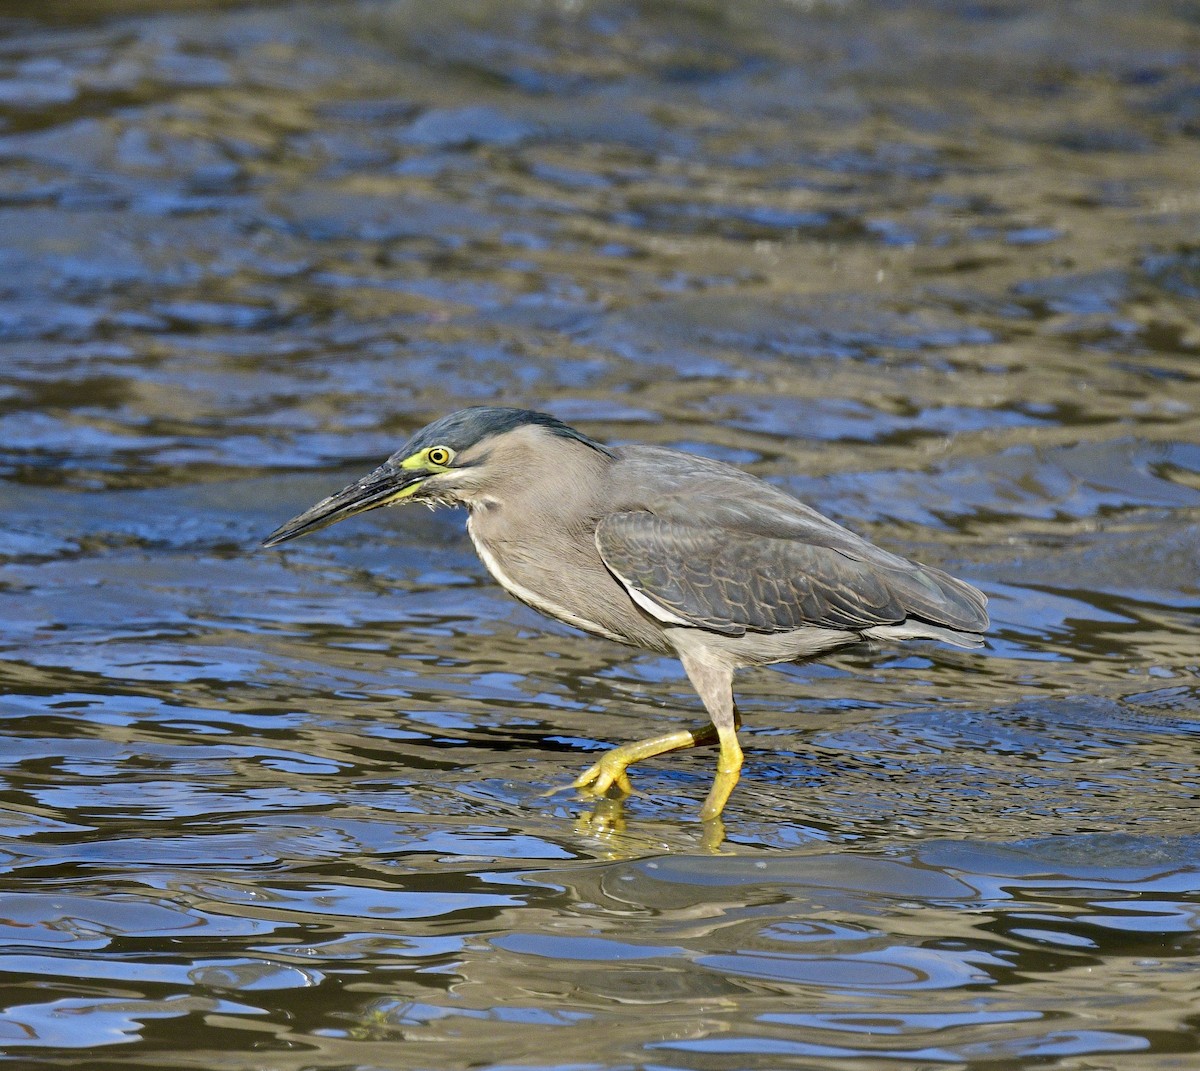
1 1 1198 1067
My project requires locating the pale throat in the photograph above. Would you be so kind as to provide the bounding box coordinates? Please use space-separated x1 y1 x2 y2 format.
464 511 626 644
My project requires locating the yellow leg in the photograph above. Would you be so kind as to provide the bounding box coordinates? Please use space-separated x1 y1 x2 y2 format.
699 723 743 822
572 724 718 798
678 647 743 822
566 647 745 821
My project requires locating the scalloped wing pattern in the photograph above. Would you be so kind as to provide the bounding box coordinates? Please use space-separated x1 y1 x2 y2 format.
596 511 988 638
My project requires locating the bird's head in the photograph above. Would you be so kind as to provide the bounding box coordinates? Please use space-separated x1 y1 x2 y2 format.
262 406 611 547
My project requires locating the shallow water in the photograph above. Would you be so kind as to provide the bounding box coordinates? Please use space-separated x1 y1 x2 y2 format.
1 1 1198 1067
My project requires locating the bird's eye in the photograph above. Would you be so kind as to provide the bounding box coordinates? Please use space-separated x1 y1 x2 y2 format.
426 446 452 466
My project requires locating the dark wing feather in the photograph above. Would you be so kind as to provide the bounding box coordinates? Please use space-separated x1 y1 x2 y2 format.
596 511 987 637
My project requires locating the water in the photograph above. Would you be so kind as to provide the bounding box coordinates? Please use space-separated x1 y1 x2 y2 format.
1 1 1198 1067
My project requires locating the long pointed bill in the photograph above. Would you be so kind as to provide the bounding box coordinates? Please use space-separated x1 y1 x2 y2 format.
262 464 425 547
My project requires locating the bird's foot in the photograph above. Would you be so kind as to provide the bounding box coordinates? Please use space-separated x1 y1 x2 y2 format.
571 755 635 800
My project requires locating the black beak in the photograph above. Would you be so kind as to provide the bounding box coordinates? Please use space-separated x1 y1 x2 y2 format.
262 464 425 547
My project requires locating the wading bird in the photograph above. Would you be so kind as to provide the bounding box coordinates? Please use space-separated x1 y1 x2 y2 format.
264 407 988 822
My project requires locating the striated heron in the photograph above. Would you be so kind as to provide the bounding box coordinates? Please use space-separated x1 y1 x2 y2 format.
263 407 988 821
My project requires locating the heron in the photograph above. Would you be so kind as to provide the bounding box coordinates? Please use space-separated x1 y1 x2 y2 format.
264 407 988 821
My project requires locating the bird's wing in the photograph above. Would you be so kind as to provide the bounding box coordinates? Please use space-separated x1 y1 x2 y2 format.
595 510 987 637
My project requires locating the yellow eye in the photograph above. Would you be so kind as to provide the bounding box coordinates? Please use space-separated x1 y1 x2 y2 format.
426 446 452 467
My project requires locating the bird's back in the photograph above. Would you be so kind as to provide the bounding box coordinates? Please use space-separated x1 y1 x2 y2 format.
602 444 988 646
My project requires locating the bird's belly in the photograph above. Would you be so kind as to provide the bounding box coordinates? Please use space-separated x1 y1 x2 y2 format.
664 623 861 671
466 518 631 645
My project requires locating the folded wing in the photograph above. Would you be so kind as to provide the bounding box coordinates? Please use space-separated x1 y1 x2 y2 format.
595 510 988 639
